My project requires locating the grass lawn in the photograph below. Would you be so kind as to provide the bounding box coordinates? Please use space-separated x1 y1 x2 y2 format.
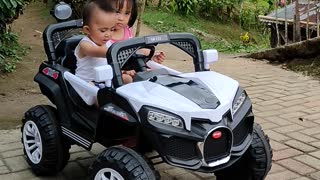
143 6 270 53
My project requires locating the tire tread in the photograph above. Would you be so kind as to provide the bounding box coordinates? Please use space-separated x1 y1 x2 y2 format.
21 105 70 175
89 146 158 180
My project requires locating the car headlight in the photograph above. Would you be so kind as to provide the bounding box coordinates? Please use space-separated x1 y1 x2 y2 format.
232 90 247 116
147 111 183 128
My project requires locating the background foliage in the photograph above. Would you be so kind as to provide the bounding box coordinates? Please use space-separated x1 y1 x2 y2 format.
0 0 29 73
161 0 274 31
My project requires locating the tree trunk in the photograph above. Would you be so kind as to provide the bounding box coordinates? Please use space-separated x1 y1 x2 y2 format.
157 0 162 7
135 0 146 37
240 0 244 29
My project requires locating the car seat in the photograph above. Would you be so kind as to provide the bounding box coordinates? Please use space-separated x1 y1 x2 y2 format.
55 35 84 73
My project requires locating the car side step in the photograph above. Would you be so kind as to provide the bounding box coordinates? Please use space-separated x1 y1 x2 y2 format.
61 126 92 149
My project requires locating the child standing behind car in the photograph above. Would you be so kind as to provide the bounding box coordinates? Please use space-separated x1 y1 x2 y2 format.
75 0 133 85
108 0 166 64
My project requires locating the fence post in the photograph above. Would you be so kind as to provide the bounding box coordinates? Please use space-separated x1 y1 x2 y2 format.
276 0 280 47
306 0 310 39
317 2 320 37
294 0 301 42
285 0 288 44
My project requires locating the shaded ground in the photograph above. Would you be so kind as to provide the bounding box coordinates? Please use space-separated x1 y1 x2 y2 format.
0 2 54 129
246 37 320 79
284 56 320 79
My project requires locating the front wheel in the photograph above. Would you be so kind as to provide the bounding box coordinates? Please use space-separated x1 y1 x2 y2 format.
89 146 158 180
215 123 273 180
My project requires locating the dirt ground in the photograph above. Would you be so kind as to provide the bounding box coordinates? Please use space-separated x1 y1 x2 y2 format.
0 2 54 129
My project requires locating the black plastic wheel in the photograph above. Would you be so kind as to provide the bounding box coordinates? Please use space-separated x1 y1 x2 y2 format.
21 105 70 175
89 146 159 180
215 123 273 180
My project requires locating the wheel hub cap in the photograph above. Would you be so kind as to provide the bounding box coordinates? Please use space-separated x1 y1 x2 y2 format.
23 121 43 164
95 168 124 180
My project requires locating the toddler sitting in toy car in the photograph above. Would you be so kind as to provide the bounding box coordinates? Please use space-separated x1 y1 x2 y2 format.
74 0 135 85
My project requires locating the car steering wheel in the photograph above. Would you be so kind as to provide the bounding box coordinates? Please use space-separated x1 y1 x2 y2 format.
123 45 155 72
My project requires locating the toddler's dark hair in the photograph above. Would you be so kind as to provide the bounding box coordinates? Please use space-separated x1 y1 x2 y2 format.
115 0 137 27
82 0 115 26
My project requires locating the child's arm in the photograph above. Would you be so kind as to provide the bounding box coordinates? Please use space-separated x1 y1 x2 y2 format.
78 41 108 58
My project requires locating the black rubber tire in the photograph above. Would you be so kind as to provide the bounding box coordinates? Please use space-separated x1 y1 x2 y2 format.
89 146 159 180
21 105 70 175
215 123 273 180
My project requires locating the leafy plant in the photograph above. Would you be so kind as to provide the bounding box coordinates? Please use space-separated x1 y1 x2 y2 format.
0 31 25 73
0 0 29 73
162 0 198 15
197 0 238 21
0 0 27 33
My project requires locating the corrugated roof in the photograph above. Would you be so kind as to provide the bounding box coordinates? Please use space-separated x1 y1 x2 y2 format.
261 0 320 24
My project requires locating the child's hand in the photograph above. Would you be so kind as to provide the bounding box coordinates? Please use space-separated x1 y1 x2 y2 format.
123 70 136 77
152 51 166 64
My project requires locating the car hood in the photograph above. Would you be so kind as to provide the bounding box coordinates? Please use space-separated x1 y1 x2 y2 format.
116 71 239 130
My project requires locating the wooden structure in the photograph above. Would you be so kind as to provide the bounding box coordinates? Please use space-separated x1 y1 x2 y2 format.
259 0 320 48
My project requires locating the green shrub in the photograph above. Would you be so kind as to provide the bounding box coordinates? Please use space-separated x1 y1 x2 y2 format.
162 0 197 15
0 0 26 33
197 0 238 21
0 0 29 73
0 32 25 73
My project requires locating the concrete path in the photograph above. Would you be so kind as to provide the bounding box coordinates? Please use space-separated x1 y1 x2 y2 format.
1 9 320 180
1 53 320 180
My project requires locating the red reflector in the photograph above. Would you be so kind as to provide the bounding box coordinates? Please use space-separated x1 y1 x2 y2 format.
42 68 49 75
52 72 59 79
212 131 222 139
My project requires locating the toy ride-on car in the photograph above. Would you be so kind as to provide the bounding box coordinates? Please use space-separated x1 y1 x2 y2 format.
21 19 272 180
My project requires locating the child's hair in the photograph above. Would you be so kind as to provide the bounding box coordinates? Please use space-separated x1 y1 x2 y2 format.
82 0 115 26
115 0 137 27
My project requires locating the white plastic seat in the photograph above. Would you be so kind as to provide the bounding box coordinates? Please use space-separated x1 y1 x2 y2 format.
64 65 113 106
64 72 99 106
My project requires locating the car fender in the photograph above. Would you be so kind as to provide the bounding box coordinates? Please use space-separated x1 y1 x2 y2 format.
34 73 71 124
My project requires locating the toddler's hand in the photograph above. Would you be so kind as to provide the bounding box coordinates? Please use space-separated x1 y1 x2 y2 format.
124 70 136 77
152 51 166 64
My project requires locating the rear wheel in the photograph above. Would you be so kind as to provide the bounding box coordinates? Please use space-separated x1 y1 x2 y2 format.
21 105 70 175
215 123 272 180
89 146 158 180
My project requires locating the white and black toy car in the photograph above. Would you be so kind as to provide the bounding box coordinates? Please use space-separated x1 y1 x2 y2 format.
21 19 272 180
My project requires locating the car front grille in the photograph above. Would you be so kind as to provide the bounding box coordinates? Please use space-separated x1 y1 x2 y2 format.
203 127 232 164
232 114 254 146
160 136 199 160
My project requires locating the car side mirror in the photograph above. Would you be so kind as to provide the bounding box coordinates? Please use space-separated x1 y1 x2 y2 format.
94 65 113 87
202 49 218 70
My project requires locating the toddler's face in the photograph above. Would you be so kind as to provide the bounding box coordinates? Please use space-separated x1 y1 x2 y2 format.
115 0 132 29
85 8 116 46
